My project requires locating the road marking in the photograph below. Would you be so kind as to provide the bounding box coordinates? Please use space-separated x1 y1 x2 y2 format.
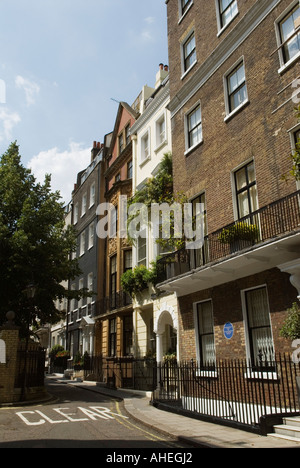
16 406 129 426
112 401 169 443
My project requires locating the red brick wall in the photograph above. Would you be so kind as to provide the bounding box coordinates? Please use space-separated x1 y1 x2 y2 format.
167 0 299 233
178 268 298 362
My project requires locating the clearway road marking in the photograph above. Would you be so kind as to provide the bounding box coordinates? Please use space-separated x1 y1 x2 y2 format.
16 406 128 426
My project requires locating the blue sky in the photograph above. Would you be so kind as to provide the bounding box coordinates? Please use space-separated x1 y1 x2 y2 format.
0 0 168 202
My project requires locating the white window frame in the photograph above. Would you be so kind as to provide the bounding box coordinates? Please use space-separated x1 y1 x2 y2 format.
215 0 239 36
81 193 87 217
178 0 193 23
155 111 167 151
88 222 94 250
241 285 276 379
193 299 217 376
87 272 93 305
74 203 79 225
275 0 300 74
139 128 151 165
181 30 197 79
224 57 249 122
184 101 203 155
89 182 95 208
80 230 86 257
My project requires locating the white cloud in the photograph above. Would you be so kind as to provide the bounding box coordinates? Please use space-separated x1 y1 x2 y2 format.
0 108 21 142
144 17 155 24
15 75 40 107
27 142 91 204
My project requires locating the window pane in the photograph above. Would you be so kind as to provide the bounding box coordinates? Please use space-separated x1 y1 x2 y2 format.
246 288 275 364
238 191 250 217
280 6 300 62
197 301 216 365
220 0 238 27
235 166 247 191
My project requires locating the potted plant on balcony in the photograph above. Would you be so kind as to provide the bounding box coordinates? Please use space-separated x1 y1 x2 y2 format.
218 222 259 253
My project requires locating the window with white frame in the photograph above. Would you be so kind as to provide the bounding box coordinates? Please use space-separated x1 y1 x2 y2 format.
155 113 166 148
78 278 84 309
180 0 193 18
74 203 79 225
182 32 196 74
80 230 86 256
278 3 300 66
243 287 275 367
186 104 202 151
196 300 216 368
140 130 150 164
87 272 93 305
81 193 87 217
218 0 238 30
88 222 94 249
89 182 95 208
225 61 248 115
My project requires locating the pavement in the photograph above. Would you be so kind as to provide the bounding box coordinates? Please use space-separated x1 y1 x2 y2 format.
53 377 300 449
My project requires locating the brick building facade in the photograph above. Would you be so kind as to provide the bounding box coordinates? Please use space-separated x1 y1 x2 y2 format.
158 0 300 365
95 103 137 360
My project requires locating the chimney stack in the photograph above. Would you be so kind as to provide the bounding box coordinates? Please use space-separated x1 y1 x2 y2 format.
91 141 102 161
155 63 169 89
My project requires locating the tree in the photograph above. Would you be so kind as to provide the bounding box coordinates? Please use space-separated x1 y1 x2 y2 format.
0 142 86 337
280 303 300 341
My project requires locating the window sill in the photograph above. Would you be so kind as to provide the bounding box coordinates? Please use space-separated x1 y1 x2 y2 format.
244 370 278 381
139 155 151 167
278 51 300 75
224 99 249 123
184 139 203 157
195 370 218 378
181 60 197 81
154 139 167 153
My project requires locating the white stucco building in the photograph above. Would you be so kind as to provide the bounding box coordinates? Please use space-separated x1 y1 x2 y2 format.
130 65 179 363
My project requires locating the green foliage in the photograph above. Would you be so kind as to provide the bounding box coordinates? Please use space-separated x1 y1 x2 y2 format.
218 222 259 244
0 142 85 336
126 152 187 250
49 344 65 361
121 259 166 298
121 265 154 297
280 303 300 341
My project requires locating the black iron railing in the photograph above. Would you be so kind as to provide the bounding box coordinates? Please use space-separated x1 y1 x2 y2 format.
14 345 46 391
153 355 300 434
94 291 132 316
158 190 300 282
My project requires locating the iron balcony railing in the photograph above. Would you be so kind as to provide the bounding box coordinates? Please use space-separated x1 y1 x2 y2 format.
94 291 132 317
157 190 300 282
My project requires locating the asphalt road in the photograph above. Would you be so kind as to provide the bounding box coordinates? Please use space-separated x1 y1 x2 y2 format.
0 378 193 451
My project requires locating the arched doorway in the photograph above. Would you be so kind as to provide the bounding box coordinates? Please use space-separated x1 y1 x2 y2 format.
154 303 178 363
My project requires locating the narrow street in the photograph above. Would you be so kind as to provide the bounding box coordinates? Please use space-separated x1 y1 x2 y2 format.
0 378 193 450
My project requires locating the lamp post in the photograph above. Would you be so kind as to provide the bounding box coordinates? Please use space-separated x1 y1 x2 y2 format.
20 283 36 401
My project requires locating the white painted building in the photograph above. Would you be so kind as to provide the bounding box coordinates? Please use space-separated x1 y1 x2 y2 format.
130 65 179 363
